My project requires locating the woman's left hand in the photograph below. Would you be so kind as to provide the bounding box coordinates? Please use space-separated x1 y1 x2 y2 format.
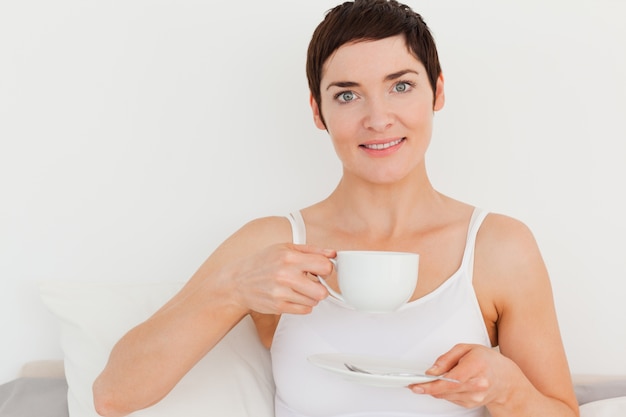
409 343 526 409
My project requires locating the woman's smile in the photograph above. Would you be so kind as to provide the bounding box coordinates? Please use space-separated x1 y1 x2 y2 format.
359 137 406 156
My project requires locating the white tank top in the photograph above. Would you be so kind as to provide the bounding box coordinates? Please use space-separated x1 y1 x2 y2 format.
271 208 491 417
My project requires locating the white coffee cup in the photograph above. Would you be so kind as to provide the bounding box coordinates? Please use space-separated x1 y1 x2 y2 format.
317 250 419 312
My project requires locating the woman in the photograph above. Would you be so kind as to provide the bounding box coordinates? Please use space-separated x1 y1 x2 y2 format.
93 1 579 416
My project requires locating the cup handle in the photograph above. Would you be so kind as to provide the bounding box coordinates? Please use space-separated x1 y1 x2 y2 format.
316 258 344 302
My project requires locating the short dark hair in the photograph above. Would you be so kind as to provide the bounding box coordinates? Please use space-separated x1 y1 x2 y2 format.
306 0 441 111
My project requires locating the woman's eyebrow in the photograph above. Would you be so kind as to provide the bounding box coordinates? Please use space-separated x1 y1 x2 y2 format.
385 69 419 81
326 69 419 90
326 81 360 90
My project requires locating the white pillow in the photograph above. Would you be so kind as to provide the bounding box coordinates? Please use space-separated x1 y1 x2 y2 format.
39 281 275 417
579 396 626 417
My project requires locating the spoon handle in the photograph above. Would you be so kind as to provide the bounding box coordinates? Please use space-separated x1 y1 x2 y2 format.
344 362 459 383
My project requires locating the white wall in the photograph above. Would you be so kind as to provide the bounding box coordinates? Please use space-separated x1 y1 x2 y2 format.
1 0 625 384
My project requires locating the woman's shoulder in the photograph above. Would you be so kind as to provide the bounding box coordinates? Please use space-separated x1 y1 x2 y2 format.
473 213 550 328
229 215 294 246
240 214 292 231
475 212 548 295
479 212 539 257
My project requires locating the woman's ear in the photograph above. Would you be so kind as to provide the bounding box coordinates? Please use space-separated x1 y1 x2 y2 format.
433 73 445 111
310 94 327 130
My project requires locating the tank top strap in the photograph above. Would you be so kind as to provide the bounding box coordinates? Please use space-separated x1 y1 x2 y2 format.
286 211 306 245
459 207 490 281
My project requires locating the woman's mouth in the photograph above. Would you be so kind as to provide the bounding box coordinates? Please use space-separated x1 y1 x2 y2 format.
360 138 405 150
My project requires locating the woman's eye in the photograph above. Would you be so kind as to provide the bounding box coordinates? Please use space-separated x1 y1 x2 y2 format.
336 91 356 103
393 81 413 93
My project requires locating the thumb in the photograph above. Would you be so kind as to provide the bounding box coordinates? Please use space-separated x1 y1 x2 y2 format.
427 343 473 376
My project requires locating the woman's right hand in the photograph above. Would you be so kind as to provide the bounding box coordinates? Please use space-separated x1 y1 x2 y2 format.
224 243 336 315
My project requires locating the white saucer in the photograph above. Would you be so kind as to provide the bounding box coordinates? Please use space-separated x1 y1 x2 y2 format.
308 353 443 388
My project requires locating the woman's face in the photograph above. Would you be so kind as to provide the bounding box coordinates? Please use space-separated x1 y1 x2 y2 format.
312 35 445 185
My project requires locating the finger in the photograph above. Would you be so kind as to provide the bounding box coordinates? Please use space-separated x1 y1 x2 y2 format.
413 378 489 408
426 343 474 375
409 376 463 395
267 261 330 301
266 245 337 301
283 284 326 306
289 243 336 258
285 272 330 302
280 303 315 315
250 283 321 315
279 248 335 279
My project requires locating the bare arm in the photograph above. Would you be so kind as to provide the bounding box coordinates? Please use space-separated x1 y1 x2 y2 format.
92 217 334 417
413 215 579 416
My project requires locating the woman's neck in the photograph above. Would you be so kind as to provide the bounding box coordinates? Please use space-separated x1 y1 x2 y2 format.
312 170 453 240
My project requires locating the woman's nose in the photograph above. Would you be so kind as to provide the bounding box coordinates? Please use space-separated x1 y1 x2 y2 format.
363 98 393 132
